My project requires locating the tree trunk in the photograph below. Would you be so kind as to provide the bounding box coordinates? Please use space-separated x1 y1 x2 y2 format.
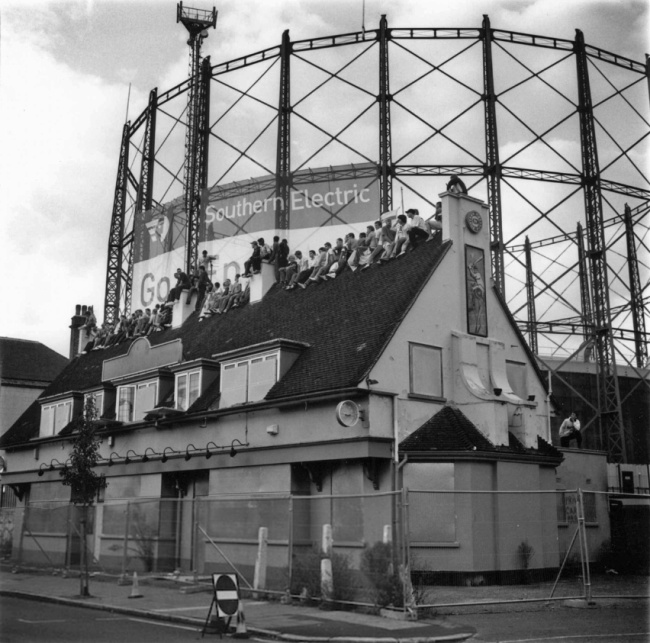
80 506 89 597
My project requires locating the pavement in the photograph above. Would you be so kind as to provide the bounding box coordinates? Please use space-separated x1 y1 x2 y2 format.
0 567 475 643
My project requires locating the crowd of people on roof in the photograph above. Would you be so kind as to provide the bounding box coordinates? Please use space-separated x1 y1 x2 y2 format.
79 205 442 351
273 206 442 289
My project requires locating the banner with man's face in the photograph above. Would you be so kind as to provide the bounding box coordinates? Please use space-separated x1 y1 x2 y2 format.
131 163 379 308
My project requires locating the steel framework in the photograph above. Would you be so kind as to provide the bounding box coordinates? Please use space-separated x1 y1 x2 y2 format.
103 14 649 461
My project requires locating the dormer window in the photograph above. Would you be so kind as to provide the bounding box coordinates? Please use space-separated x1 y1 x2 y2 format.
84 392 104 418
117 380 158 423
221 352 279 407
40 400 72 437
176 370 201 411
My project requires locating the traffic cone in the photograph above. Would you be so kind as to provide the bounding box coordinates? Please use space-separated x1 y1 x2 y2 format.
128 571 143 599
233 605 249 639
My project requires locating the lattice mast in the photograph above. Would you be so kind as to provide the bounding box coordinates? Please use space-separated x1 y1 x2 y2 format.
482 15 505 296
378 14 393 214
275 30 291 232
524 237 538 355
576 223 594 351
103 123 130 326
575 29 626 463
177 2 216 275
624 204 648 368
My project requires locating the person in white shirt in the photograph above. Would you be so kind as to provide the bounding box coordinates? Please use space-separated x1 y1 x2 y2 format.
559 412 582 448
405 208 429 250
291 250 317 289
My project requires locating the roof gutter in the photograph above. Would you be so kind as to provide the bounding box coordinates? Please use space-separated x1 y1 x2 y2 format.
401 449 563 467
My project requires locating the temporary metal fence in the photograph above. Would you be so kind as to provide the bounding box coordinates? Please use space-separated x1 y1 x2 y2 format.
5 489 648 611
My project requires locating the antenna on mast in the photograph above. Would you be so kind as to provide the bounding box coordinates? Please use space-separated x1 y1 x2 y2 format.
177 2 218 275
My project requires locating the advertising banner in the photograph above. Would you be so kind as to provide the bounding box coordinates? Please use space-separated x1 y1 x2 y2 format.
131 163 379 308
200 163 379 285
132 199 187 309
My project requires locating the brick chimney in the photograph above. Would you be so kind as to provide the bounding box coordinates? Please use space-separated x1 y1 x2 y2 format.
249 262 275 304
69 304 88 359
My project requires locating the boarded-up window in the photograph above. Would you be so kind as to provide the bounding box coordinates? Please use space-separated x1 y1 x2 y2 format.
409 343 443 398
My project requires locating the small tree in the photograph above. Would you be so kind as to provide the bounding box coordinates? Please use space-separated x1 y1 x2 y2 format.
60 396 104 597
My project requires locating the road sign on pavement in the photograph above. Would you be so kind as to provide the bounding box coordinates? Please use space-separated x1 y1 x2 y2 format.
212 573 240 617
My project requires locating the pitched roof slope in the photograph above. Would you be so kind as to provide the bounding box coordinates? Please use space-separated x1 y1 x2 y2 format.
400 406 562 461
0 337 68 384
1 236 451 448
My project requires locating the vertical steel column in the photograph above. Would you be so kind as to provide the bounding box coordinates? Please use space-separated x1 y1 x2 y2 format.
378 14 392 214
134 88 158 265
624 204 648 368
482 14 505 295
197 57 212 217
275 30 291 233
576 223 594 352
185 55 212 275
524 237 538 354
103 122 130 326
575 29 626 463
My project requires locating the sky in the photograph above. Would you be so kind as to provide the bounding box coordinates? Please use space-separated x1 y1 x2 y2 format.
1 0 648 359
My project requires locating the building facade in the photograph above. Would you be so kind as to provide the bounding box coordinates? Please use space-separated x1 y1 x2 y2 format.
1 190 569 584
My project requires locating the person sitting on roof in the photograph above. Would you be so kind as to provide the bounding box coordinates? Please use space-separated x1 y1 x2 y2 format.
105 314 128 346
199 282 218 320
446 174 468 194
244 240 261 277
133 309 151 337
280 254 298 286
345 233 361 271
389 214 409 258
214 279 231 314
404 208 429 251
427 202 443 237
309 243 332 283
147 305 161 333
321 239 345 280
237 275 251 307
79 307 97 334
259 237 273 263
170 268 191 301
362 221 385 269
300 246 328 288
348 232 368 271
220 274 242 313
287 250 311 289
377 217 397 263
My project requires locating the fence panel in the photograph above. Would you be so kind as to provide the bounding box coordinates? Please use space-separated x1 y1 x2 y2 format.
587 490 650 598
408 489 588 610
196 494 292 591
291 492 398 606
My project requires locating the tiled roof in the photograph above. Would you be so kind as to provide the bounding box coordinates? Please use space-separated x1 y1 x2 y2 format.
0 236 451 448
399 405 562 461
0 337 68 383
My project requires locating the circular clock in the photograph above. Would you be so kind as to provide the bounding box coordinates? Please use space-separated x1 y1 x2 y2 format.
335 400 360 427
465 210 483 233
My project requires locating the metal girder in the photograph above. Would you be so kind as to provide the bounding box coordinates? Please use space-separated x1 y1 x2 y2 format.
524 237 538 354
275 30 291 232
624 203 648 368
378 15 392 214
576 222 594 350
133 88 158 284
184 51 211 275
575 28 626 463
482 15 505 295
103 123 130 326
